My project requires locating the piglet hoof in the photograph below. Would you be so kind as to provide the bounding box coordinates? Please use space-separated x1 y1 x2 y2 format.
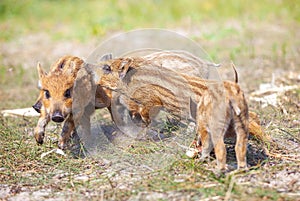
237 164 249 172
214 168 228 178
212 164 232 177
197 155 212 163
35 132 44 145
58 140 68 150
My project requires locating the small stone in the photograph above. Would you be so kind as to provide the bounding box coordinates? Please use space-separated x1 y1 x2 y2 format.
186 148 198 158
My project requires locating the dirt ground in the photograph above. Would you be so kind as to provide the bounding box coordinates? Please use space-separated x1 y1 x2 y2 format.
0 20 300 200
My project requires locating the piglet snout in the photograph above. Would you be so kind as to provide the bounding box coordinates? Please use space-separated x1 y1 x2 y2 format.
52 111 64 123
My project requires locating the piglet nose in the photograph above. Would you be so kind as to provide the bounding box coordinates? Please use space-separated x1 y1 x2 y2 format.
52 111 64 123
32 102 41 113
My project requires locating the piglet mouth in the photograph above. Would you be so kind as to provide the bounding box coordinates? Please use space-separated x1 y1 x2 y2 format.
51 111 65 123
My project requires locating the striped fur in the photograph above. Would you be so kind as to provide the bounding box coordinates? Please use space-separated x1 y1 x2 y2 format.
33 51 215 149
97 57 249 170
143 50 220 78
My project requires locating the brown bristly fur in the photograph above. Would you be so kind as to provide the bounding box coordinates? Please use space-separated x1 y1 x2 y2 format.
95 57 255 170
34 55 112 149
34 56 83 149
34 51 215 149
98 56 267 143
34 51 267 154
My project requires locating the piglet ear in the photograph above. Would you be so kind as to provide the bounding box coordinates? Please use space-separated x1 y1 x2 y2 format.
119 59 134 79
99 53 113 62
64 57 84 77
37 62 47 80
120 66 134 79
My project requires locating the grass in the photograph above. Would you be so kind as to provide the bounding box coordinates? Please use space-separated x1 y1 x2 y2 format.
1 109 299 200
0 0 300 200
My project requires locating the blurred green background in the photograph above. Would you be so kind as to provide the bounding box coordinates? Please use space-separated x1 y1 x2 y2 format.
1 0 299 42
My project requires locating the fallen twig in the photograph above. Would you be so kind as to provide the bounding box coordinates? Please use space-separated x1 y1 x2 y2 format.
224 176 235 201
278 128 300 143
41 149 66 159
199 196 222 201
264 147 300 162
1 107 39 117
251 85 298 97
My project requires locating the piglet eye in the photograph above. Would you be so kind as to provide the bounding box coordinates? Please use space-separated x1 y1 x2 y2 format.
103 64 111 74
64 88 71 98
44 90 50 99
